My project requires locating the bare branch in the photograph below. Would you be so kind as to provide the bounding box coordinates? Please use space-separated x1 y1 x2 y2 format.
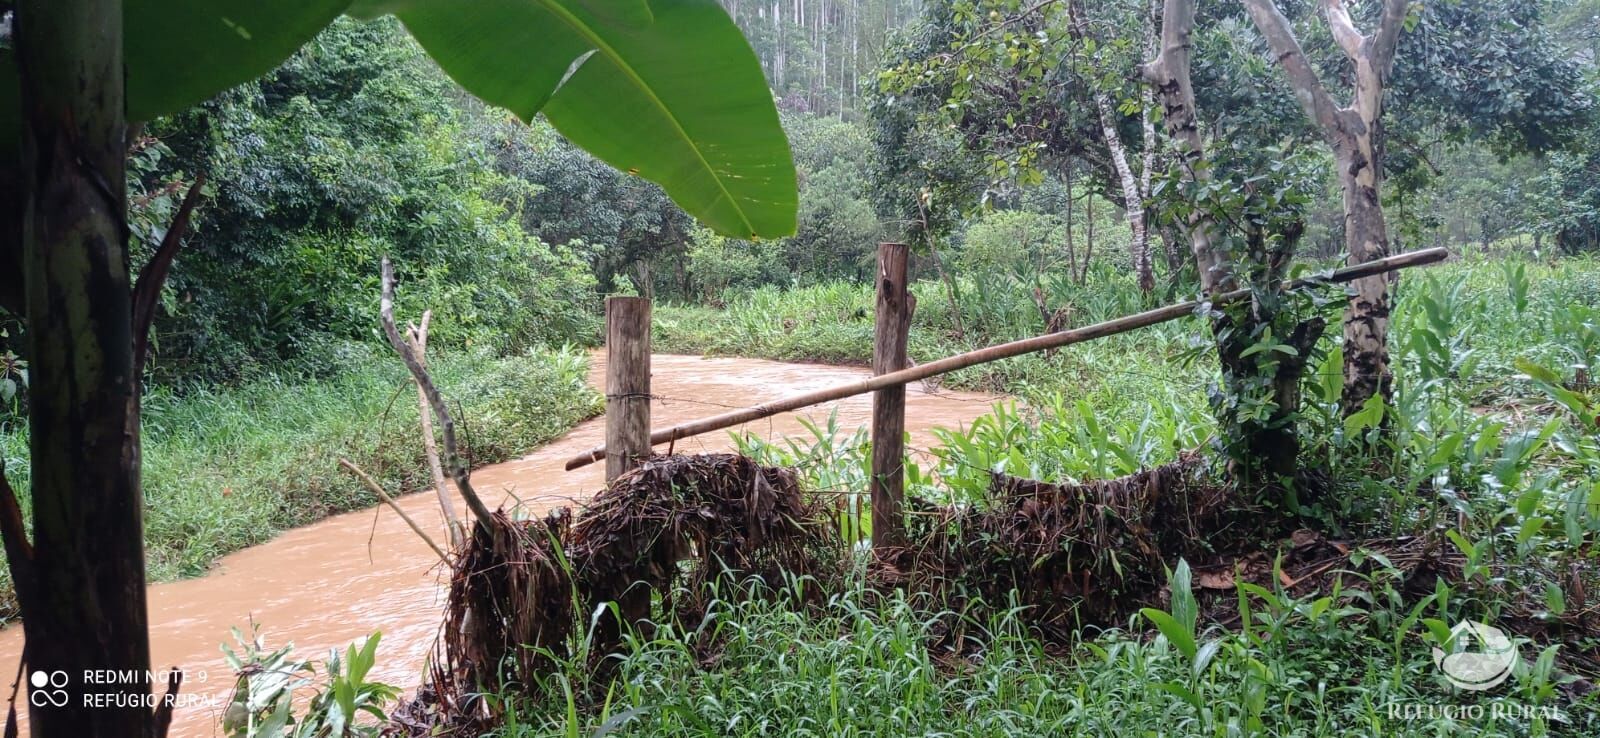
339 458 450 564
132 172 207 368
1246 0 1346 134
1321 0 1365 61
380 257 495 533
1369 0 1410 76
406 309 463 548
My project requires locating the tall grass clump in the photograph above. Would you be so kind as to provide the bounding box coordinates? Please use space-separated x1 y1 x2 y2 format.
490 574 1594 737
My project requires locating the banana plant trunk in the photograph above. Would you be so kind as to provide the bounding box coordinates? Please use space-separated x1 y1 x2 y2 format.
14 1 155 736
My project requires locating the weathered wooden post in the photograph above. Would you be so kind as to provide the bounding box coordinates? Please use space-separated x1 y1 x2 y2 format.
605 296 652 482
871 243 911 550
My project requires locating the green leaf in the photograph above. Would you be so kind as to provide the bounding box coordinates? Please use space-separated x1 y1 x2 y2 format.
1516 515 1545 545
395 0 797 238
1420 617 1454 646
1152 680 1203 711
1193 639 1222 678
124 0 353 121
1140 607 1198 661
1544 583 1566 616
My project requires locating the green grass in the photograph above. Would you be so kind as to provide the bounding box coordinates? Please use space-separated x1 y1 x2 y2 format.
492 575 1595 737
0 344 602 622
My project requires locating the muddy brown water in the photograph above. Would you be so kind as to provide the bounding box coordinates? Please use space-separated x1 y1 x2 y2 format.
0 354 1002 737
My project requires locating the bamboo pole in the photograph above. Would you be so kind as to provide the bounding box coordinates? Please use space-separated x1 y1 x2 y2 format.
564 247 1448 472
871 243 910 549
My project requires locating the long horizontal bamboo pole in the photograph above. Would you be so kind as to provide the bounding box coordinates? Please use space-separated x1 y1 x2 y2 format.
565 247 1448 471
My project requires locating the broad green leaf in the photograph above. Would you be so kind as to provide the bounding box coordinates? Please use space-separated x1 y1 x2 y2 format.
124 0 352 121
1152 680 1202 711
1420 617 1453 646
539 0 796 238
1516 515 1545 545
1139 607 1198 661
1544 583 1566 616
390 0 796 237
1193 639 1222 678
14 0 795 240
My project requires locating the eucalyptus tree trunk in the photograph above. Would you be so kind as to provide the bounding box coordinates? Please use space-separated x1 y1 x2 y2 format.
1243 0 1409 413
1068 0 1153 292
1141 0 1231 296
1139 0 1161 280
1092 93 1154 292
11 0 156 736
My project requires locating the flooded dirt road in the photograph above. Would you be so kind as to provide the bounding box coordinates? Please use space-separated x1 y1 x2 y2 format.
0 354 1001 737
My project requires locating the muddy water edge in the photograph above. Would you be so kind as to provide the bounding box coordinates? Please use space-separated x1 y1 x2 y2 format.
0 353 1002 737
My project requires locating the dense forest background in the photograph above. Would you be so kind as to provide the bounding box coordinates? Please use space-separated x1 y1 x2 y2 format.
1 0 1597 398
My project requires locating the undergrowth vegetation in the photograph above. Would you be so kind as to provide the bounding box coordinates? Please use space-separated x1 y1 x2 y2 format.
487 572 1589 737
0 345 601 623
566 253 1600 735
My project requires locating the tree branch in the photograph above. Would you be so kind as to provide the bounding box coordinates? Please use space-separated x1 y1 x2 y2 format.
1139 0 1196 85
1245 0 1346 134
338 458 450 564
1321 0 1366 61
406 309 463 548
1368 0 1410 77
131 173 206 368
379 257 495 533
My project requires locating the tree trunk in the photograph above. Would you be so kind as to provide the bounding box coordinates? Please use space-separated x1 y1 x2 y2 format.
1091 93 1154 292
1141 0 1231 296
1082 191 1096 283
13 1 155 736
1144 0 1316 498
1068 0 1153 292
1242 0 1406 413
1335 139 1394 411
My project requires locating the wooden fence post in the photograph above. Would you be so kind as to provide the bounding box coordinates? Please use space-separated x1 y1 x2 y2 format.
871 243 910 550
605 296 652 482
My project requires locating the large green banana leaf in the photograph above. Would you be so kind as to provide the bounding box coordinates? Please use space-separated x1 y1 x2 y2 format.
4 0 796 238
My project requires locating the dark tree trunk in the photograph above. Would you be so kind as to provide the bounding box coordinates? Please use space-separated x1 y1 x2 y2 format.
1335 142 1394 412
11 1 156 737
